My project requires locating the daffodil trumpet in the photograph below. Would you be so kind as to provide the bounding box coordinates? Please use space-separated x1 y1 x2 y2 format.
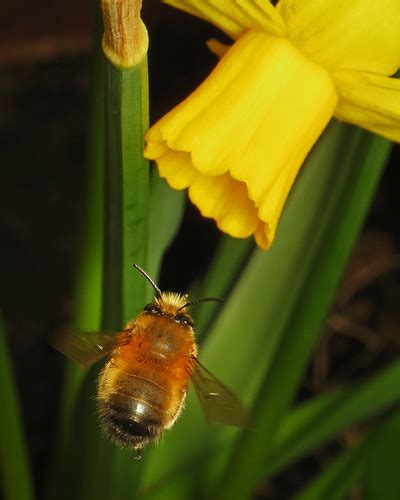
145 0 400 249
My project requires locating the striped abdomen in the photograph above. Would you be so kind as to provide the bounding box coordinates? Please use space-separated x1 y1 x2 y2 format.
97 315 196 449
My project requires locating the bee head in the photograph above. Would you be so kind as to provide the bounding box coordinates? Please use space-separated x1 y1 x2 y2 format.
133 264 223 327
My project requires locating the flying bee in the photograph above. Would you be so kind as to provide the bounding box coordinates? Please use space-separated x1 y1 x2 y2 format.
53 264 247 452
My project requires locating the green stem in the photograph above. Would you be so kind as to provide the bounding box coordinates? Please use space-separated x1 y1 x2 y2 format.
102 58 149 329
99 53 150 500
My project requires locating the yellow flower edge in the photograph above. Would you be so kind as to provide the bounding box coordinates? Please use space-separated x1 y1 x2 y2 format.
145 30 338 249
146 0 400 249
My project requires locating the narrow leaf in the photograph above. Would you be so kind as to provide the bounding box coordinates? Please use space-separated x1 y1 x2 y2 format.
0 314 34 500
364 412 400 500
216 127 391 499
194 236 253 338
294 441 367 500
266 359 400 479
147 169 185 284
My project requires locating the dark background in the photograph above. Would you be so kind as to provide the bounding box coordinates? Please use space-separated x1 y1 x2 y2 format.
1 1 399 498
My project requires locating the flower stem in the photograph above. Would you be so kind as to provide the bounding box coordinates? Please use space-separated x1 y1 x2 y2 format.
102 57 149 329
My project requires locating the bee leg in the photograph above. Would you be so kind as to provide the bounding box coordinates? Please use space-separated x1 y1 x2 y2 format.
134 448 142 461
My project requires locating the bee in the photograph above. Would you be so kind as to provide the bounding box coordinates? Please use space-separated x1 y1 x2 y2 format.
53 264 247 453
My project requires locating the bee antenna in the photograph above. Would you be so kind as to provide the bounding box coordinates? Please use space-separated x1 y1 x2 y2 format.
132 264 162 298
178 297 224 311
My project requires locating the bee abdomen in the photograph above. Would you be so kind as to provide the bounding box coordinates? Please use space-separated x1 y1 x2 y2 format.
97 371 169 449
99 400 162 449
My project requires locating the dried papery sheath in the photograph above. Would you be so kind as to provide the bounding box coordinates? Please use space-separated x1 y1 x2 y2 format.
101 0 148 68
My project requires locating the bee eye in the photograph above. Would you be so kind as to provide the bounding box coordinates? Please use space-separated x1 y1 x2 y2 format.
143 303 161 315
174 314 194 327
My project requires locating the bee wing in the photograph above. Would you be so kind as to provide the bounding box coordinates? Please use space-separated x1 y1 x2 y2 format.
191 358 249 427
51 330 120 368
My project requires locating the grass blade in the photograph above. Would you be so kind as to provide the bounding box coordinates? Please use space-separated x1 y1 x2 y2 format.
364 412 400 500
294 441 367 500
266 359 400 479
295 411 400 500
0 314 34 500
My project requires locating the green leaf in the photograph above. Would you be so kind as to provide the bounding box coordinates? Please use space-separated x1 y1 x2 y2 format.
216 125 391 499
294 440 367 500
147 168 185 284
0 314 34 500
194 236 253 339
364 412 400 500
266 359 400 479
295 411 400 500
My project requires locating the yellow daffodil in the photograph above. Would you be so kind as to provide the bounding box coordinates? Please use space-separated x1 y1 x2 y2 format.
144 0 400 249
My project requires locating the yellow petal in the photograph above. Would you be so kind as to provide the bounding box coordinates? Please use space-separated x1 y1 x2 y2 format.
144 29 338 250
258 153 304 240
164 0 284 39
279 0 400 74
157 150 262 240
155 148 260 239
146 30 267 168
188 173 259 238
333 71 400 142
147 31 338 203
157 150 197 190
254 221 269 251
234 0 285 35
